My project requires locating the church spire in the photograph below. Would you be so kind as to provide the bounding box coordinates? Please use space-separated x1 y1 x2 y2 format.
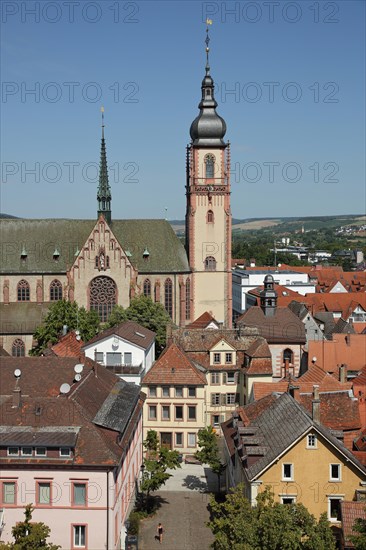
189 21 227 148
97 107 112 224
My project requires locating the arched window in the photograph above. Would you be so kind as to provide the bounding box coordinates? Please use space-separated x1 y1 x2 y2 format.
207 210 214 223
143 279 151 298
12 338 25 357
95 256 99 268
49 279 62 301
17 280 30 301
204 256 216 271
283 349 294 364
205 154 215 178
164 278 173 318
89 276 117 322
185 279 191 321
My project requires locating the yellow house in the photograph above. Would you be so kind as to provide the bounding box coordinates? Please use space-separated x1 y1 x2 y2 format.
141 343 207 455
222 392 366 523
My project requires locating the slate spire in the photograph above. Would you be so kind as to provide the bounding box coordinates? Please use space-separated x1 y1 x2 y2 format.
97 107 112 224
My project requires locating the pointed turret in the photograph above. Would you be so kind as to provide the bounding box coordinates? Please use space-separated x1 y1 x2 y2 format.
97 107 112 224
190 23 227 148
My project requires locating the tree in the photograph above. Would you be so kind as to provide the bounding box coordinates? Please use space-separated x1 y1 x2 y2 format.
0 504 60 549
139 430 181 503
30 300 100 355
208 485 336 550
195 426 225 492
107 296 172 354
350 507 366 549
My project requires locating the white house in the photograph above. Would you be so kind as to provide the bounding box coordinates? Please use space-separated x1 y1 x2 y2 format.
232 268 315 316
83 320 155 385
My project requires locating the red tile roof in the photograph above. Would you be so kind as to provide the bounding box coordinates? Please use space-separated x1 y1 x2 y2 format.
142 343 207 385
340 501 366 548
308 334 366 373
49 331 84 357
0 357 143 467
187 311 220 329
300 392 361 431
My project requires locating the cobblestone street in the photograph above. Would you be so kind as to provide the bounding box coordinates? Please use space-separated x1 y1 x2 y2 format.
138 464 216 550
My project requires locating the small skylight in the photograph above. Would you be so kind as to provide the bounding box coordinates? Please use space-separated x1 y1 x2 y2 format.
135 331 146 338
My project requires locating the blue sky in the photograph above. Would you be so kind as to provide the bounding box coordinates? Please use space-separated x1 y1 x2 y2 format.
1 0 365 220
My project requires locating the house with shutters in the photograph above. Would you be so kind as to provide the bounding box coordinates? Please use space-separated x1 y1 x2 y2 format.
141 343 207 454
222 392 366 539
0 357 144 550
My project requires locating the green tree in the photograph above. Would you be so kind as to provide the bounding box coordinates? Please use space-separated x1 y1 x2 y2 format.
0 504 60 549
140 430 181 501
350 507 366 549
108 296 172 354
195 426 225 492
208 485 336 550
30 300 100 355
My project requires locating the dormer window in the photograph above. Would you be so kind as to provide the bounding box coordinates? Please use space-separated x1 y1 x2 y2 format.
60 447 71 457
20 245 27 259
53 247 60 261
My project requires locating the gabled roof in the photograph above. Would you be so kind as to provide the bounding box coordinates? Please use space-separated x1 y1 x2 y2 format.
0 357 144 467
84 320 155 350
142 343 207 385
187 312 220 329
0 218 190 274
49 331 84 357
237 306 306 343
222 393 366 482
340 501 366 548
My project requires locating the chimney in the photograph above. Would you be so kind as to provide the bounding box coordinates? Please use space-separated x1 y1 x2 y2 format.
62 324 68 336
312 385 320 423
289 385 300 402
339 364 347 383
12 387 21 409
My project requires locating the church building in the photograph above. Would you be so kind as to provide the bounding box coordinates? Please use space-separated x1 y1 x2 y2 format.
0 28 232 355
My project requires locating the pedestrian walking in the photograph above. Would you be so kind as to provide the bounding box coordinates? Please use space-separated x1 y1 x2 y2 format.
157 522 164 544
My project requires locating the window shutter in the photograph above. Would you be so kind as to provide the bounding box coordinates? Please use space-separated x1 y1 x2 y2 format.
222 372 227 384
220 394 226 406
211 394 216 406
235 392 240 404
220 414 225 423
234 372 239 384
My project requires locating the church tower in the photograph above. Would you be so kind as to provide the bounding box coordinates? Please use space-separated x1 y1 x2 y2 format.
97 107 112 224
185 25 232 327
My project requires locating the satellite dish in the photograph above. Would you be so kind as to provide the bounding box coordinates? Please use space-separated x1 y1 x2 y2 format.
14 369 22 378
74 364 84 374
60 383 71 395
74 373 82 382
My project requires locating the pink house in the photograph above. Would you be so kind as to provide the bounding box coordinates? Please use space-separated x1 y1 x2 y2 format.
0 357 144 549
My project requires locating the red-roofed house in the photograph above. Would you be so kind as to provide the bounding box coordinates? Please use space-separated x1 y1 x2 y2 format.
141 343 207 455
0 356 144 549
187 311 221 330
340 501 366 549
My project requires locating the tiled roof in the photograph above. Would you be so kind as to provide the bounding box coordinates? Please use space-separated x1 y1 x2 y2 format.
340 501 366 547
300 392 361 431
0 357 143 466
171 326 260 352
0 347 10 357
308 334 366 373
237 306 306 343
0 302 50 334
245 339 273 375
84 320 155 350
142 343 207 385
187 312 220 329
0 219 190 274
50 331 84 357
223 393 366 482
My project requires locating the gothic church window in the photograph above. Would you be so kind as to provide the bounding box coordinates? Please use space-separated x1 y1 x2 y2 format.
185 279 191 321
12 338 25 357
143 279 151 298
204 256 217 271
49 279 62 301
89 276 117 322
17 280 30 301
207 210 214 223
164 278 173 318
205 154 215 178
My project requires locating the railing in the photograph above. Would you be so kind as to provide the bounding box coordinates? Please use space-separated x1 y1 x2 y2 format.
105 363 143 375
